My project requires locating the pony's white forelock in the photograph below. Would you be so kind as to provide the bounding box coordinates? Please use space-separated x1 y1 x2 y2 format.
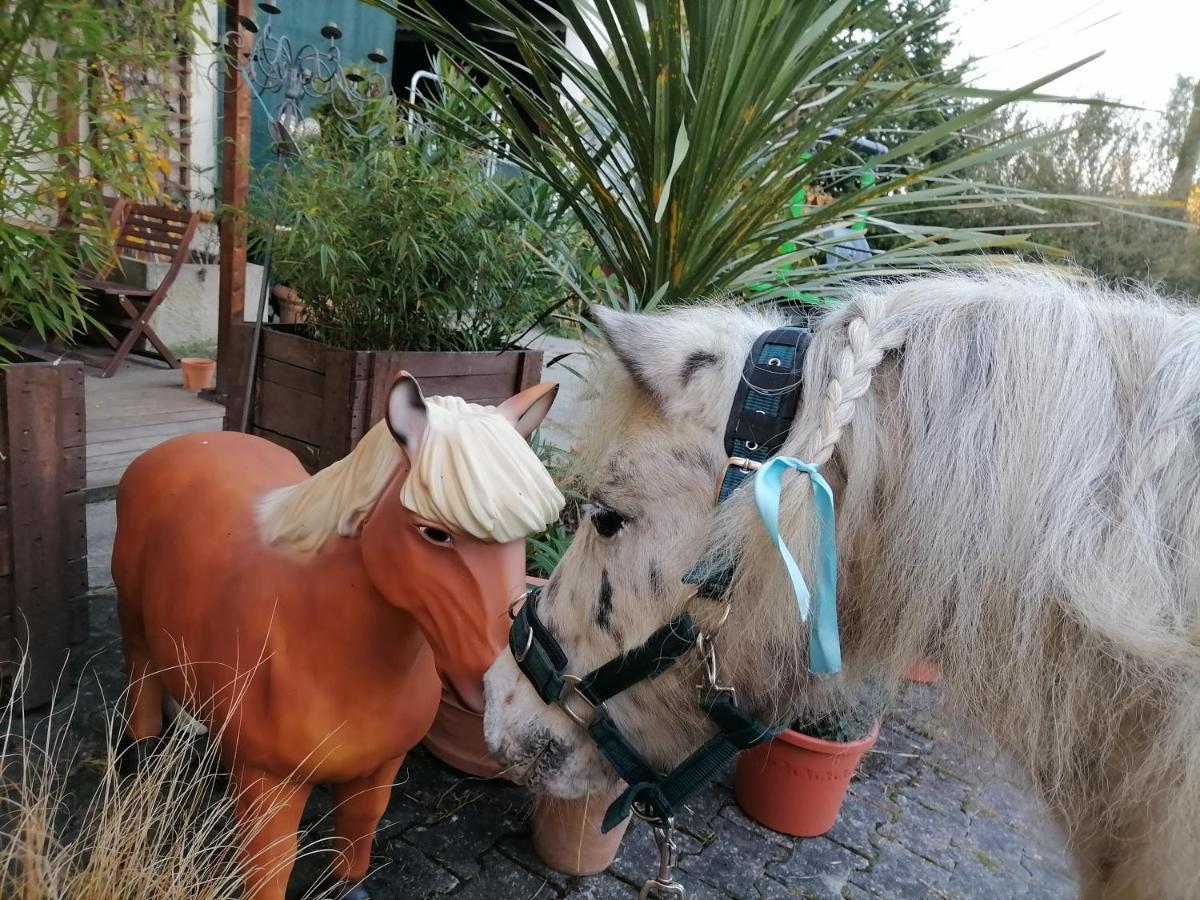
258 396 563 551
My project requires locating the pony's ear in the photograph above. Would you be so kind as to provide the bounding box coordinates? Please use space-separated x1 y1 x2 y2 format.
497 381 558 441
589 305 731 421
386 371 428 453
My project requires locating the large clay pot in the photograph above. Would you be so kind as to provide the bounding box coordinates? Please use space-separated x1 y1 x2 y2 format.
422 683 505 778
734 721 880 837
531 788 630 876
180 357 216 391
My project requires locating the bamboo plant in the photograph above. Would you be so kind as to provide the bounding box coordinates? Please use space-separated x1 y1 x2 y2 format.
366 0 1101 309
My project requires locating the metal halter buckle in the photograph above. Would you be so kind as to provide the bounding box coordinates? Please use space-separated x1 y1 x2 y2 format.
694 632 736 701
557 674 605 728
509 591 533 662
713 456 762 502
639 819 685 899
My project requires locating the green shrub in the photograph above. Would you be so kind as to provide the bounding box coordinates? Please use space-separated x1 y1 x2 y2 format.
258 93 586 352
0 0 201 349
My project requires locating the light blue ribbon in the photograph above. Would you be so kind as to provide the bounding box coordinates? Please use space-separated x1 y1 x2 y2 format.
753 457 842 675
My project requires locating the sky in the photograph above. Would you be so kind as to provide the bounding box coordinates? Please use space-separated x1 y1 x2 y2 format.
948 0 1198 113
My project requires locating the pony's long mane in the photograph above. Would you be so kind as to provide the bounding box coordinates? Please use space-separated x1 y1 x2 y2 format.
258 396 563 551
705 269 1200 893
572 269 1200 892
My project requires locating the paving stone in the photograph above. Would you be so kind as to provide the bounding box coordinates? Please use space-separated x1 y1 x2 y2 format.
951 809 1028 876
718 802 795 848
567 875 640 898
609 819 705 885
445 850 556 900
678 815 790 900
973 781 1044 833
897 768 971 822
846 773 905 816
824 793 891 857
849 842 953 899
1013 861 1077 899
363 840 459 899
496 833 575 892
878 806 959 869
939 856 1023 900
765 837 870 900
678 778 735 836
400 791 525 880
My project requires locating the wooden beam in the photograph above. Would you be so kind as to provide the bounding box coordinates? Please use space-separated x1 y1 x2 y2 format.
214 0 253 402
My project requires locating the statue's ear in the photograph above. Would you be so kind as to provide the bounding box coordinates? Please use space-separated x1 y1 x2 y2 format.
386 371 428 456
589 305 732 421
497 381 559 441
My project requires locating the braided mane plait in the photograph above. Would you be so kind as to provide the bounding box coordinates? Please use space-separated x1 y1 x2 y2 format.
804 310 905 467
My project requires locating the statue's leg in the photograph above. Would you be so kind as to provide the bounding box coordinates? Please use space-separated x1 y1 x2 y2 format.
116 592 163 742
234 765 312 900
328 756 405 899
114 590 168 777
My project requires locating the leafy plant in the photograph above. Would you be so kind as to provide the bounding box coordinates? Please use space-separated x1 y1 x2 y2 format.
527 521 574 580
258 91 586 352
793 681 888 743
0 0 200 348
367 0 1100 310
526 432 583 577
930 81 1200 297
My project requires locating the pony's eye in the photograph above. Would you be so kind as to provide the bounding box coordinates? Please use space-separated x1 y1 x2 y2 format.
591 507 626 538
417 525 454 545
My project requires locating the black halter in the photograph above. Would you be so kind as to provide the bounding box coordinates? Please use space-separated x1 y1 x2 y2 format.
507 326 811 835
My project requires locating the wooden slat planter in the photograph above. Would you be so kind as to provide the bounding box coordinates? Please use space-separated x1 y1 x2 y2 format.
225 325 544 471
0 359 88 707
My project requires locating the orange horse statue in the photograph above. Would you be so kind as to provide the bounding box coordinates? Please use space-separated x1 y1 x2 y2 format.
112 373 563 900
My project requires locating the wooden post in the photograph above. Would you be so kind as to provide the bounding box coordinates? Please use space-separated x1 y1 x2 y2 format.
213 0 254 402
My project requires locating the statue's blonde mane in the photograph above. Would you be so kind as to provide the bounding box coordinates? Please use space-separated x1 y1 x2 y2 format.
257 396 563 552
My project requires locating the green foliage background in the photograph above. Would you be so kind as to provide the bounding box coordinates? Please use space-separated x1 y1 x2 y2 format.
0 0 199 348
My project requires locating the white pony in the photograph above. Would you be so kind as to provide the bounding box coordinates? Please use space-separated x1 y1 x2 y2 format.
484 269 1200 899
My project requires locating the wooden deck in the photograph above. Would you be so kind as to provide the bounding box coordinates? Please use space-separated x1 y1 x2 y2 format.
86 362 224 496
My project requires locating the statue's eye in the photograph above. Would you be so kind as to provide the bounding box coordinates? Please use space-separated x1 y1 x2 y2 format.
590 506 626 538
417 525 454 545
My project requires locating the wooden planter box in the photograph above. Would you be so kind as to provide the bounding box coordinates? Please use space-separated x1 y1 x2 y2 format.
225 324 544 471
0 359 88 707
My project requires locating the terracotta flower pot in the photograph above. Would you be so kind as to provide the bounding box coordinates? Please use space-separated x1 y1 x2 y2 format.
272 284 307 325
422 683 506 779
734 720 880 837
531 788 630 876
180 357 216 391
905 659 940 684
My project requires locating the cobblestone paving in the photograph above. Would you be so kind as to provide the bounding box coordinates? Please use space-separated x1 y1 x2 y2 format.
60 593 1079 899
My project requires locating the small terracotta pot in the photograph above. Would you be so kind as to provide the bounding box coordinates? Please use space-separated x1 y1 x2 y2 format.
180 357 216 391
734 720 880 837
272 284 307 325
422 684 505 779
905 659 940 684
531 788 630 876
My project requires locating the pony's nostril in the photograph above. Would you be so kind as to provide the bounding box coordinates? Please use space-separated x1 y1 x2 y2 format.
503 690 516 705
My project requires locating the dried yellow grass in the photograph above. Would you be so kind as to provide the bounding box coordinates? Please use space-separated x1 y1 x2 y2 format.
0 654 333 900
